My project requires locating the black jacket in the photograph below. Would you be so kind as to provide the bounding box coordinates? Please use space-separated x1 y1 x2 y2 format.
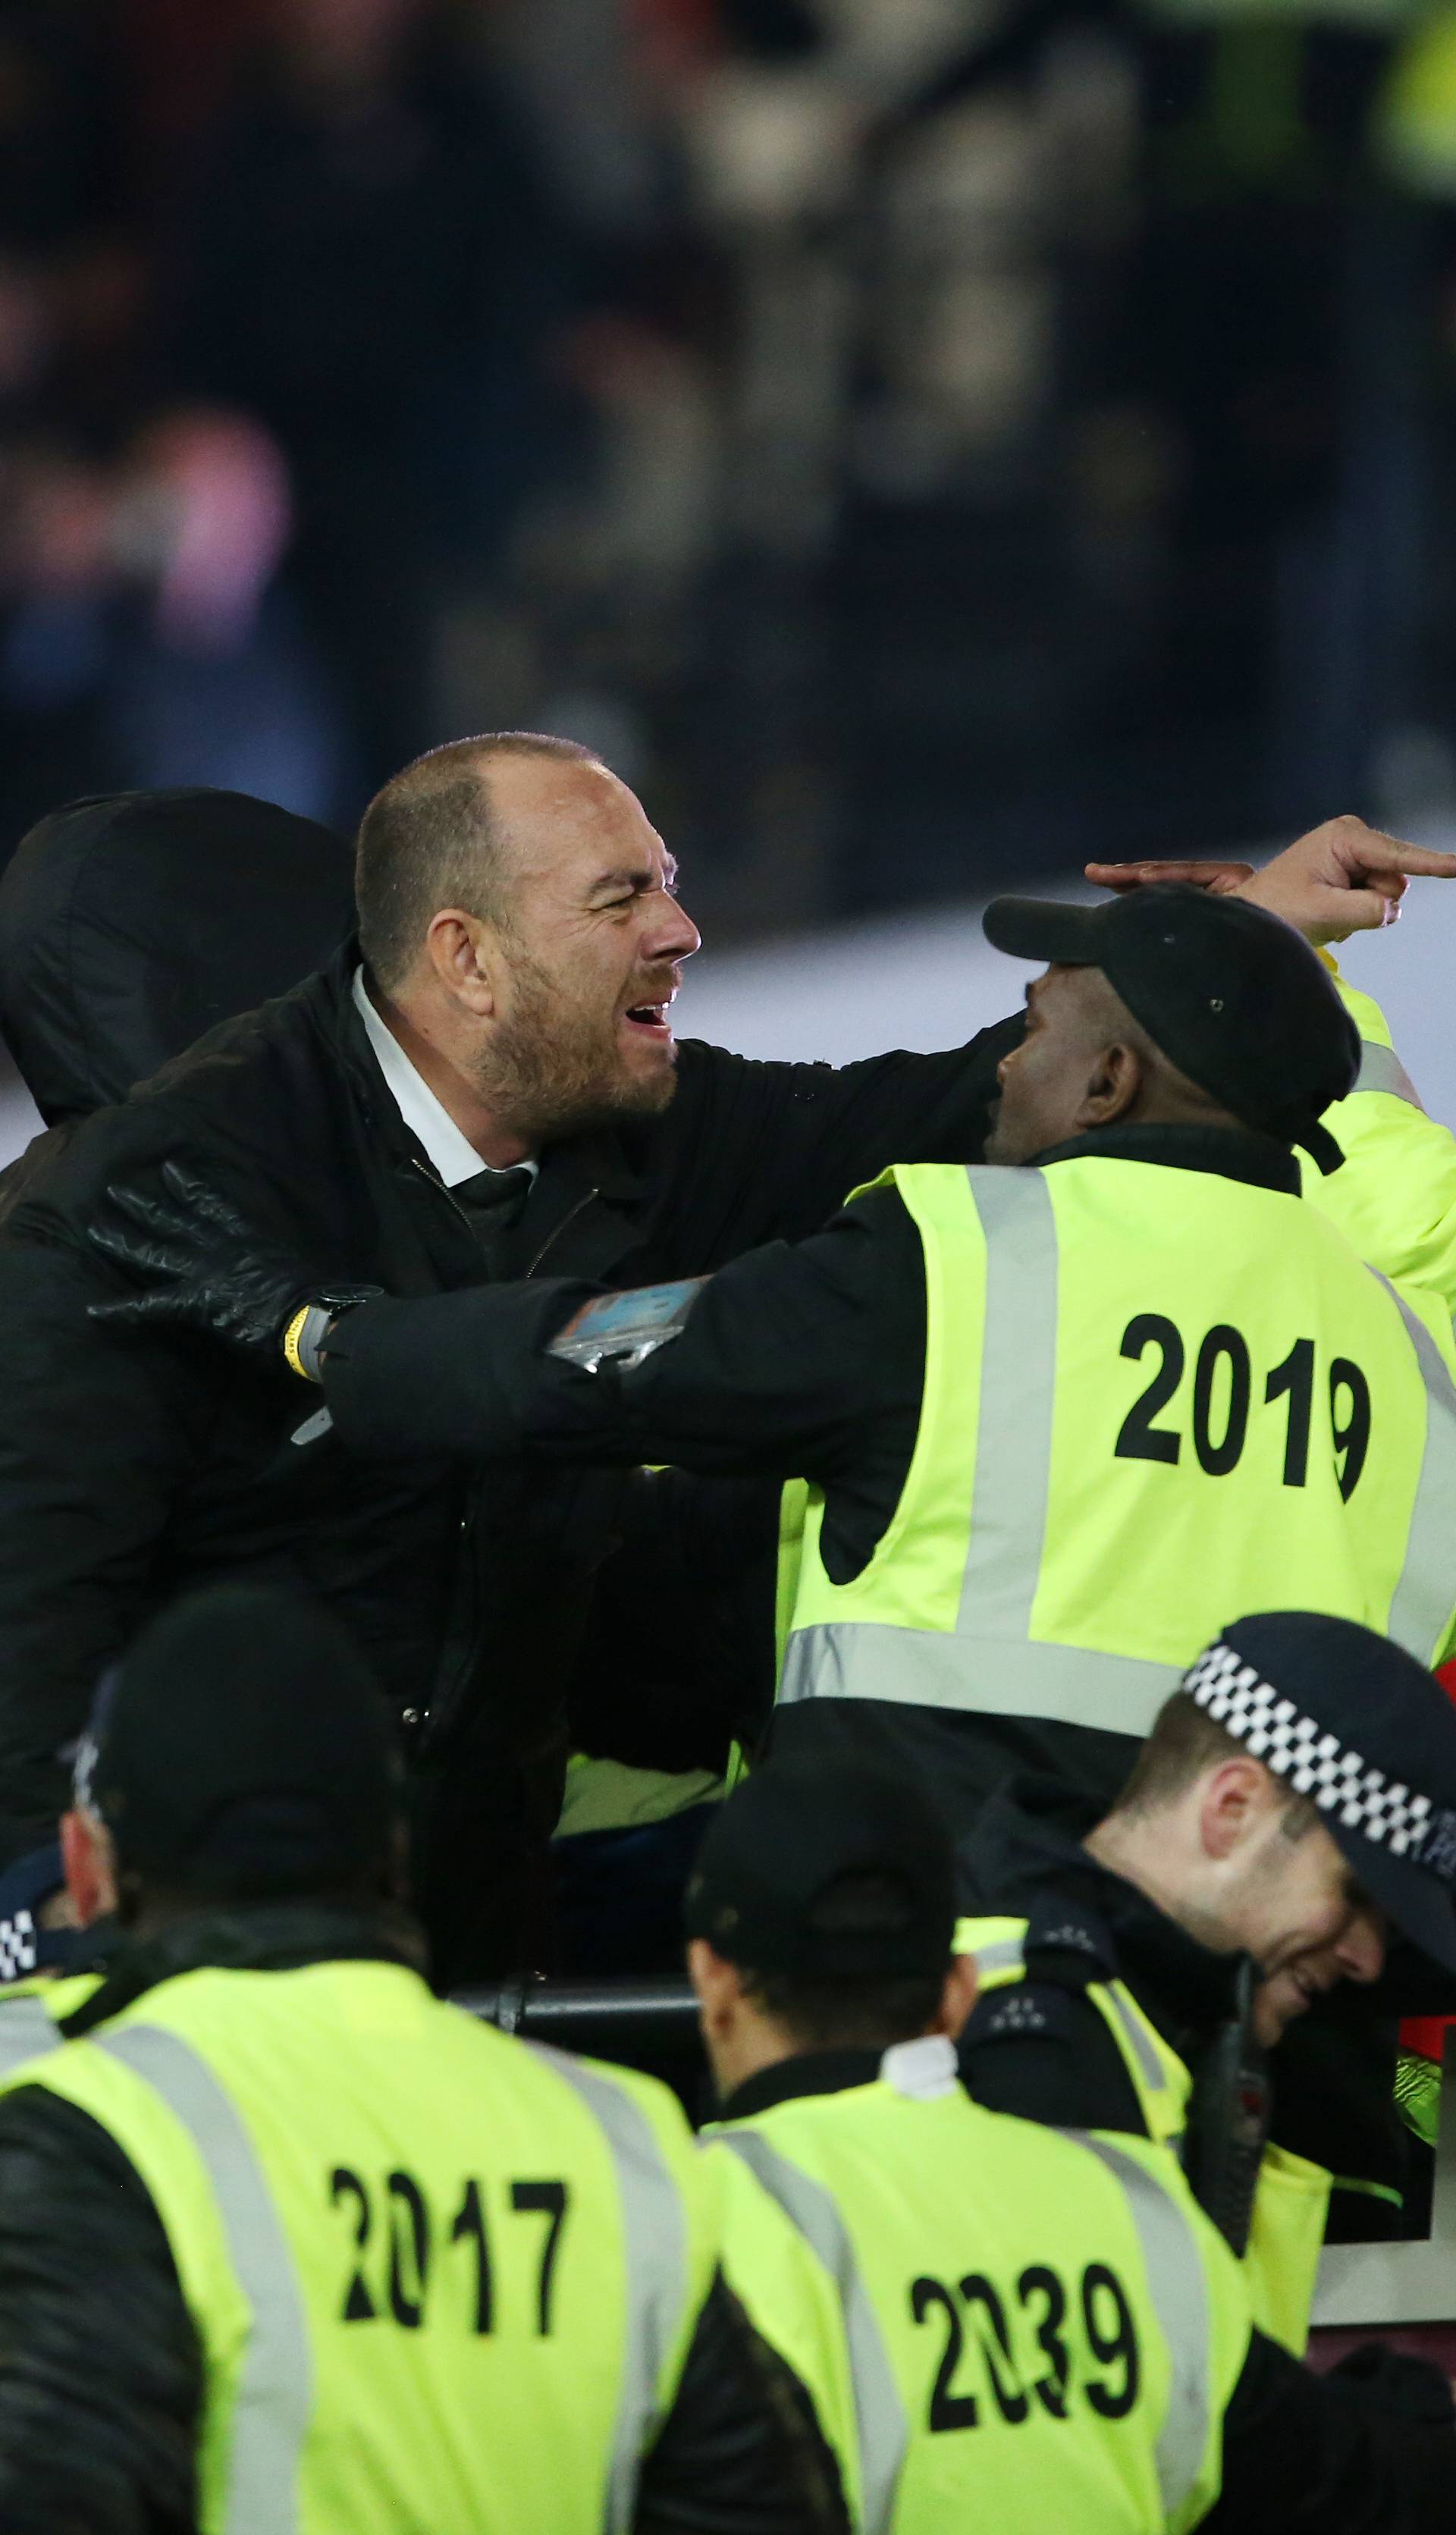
0 943 1017 1978
0 787 353 1221
717 2047 1456 2535
319 1123 1298 1844
956 1774 1423 2226
0 1905 847 2535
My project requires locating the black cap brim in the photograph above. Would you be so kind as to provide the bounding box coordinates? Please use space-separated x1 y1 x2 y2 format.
982 897 1109 965
1326 1815 1456 1982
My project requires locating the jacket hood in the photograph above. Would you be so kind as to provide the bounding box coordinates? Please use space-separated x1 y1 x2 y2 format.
0 789 353 1125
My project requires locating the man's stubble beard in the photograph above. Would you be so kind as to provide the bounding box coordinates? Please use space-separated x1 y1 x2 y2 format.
478 952 679 1147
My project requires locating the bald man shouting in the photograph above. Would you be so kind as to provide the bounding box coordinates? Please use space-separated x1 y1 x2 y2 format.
0 734 1028 1981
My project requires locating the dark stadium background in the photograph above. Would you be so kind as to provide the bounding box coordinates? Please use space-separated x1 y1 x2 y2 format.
2 0 1456 1148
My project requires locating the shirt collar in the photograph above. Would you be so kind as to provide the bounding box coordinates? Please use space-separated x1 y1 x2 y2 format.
718 2045 895 2122
1030 1121 1301 1196
351 967 537 1191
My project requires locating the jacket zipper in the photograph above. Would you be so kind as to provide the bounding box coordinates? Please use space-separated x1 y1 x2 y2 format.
409 1162 601 1747
523 1185 599 1279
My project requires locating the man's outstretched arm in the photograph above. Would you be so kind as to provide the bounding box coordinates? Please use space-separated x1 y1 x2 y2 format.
319 1187 921 1489
88 1169 923 1492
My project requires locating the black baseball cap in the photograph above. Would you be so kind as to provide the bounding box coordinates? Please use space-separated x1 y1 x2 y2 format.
80 1585 400 1900
685 1760 956 1980
981 883 1360 1174
1182 1613 1456 1978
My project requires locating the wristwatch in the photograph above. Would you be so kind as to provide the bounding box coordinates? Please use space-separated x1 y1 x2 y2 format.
282 1287 381 1382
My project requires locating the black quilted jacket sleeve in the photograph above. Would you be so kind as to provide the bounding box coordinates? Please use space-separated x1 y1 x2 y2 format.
0 2088 202 2534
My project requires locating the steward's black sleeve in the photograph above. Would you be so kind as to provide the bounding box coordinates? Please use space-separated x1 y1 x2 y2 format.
0 2087 202 2533
665 1015 1023 1262
1207 2330 1456 2535
636 2272 849 2534
957 1983 1148 2135
324 1187 924 1531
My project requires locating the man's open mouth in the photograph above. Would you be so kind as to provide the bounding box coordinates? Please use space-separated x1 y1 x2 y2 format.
623 1002 673 1038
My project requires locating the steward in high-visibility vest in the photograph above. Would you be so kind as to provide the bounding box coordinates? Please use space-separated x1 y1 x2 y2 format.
685 1757 1456 2535
957 1614 1456 2355
290 881 1456 1834
0 1583 846 2535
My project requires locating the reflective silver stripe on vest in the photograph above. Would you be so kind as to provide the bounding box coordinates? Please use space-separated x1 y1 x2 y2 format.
781 1167 1181 1737
1101 1987 1169 2097
98 2025 313 2535
779 1619 1178 1734
1063 2132 1211 2523
965 1935 1026 1980
1355 1042 1423 1109
1376 1275 1456 1661
0 1995 63 2073
528 2043 690 2535
957 1167 1059 1640
716 2128 908 2535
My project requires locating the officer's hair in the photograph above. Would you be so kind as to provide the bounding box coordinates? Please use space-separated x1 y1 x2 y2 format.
739 1868 949 2050
744 1966 949 2051
1113 1690 1321 1840
355 732 601 991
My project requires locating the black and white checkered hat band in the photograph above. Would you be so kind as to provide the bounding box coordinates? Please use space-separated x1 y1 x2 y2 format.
1183 1642 1456 1885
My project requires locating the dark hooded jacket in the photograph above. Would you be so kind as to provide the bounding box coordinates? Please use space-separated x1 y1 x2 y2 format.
0 787 353 1217
0 885 1018 1982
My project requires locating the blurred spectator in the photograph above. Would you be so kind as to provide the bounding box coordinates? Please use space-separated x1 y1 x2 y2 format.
166 0 590 790
0 408 347 838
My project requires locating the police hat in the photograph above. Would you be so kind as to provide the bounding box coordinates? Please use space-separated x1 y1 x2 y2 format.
684 1760 956 1981
83 1584 399 1900
981 884 1360 1175
1183 1614 1456 1977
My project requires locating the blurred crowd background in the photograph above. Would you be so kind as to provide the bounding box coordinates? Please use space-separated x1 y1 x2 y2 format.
8 0 1456 940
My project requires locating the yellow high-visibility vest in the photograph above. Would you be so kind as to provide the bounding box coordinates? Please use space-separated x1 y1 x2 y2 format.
782 1157 1456 1737
0 1958 717 2533
708 2035 1251 2534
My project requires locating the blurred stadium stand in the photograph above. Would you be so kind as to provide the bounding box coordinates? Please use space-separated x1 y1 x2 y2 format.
5 0 1456 938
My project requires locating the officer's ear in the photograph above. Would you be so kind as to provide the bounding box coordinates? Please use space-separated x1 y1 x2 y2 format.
60 1806 117 1929
1196 1756 1271 1864
934 1952 979 2041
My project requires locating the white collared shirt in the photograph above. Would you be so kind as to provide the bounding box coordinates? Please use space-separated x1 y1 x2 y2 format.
351 968 538 1191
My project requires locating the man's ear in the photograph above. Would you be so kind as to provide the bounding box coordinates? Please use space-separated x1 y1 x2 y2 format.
1197 1758 1271 1864
59 1807 118 1928
687 1938 746 2031
423 909 497 1017
1077 1038 1144 1131
934 1953 979 2041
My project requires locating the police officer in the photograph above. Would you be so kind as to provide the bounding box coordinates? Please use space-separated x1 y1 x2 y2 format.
133 881 1456 1835
0 1843 108 2066
688 1759 1456 2535
0 1585 846 2535
958 1611 1456 2349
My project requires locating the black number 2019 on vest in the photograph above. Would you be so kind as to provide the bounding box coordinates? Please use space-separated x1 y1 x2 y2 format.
1115 1314 1370 1501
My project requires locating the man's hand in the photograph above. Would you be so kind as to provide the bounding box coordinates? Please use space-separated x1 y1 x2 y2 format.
86 1160 364 1366
1087 814 1456 946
